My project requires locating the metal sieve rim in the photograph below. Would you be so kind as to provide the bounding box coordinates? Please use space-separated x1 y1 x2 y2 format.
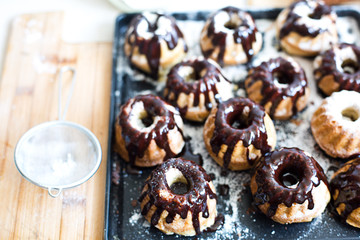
14 120 102 196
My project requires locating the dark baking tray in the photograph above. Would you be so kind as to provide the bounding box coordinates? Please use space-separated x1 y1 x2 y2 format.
105 7 360 240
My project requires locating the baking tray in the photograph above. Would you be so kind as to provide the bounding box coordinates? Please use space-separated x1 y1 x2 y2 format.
105 7 360 240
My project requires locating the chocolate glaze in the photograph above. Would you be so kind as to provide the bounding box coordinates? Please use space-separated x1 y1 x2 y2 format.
204 214 224 232
164 59 230 118
210 97 272 169
252 148 329 218
125 13 187 79
118 94 184 166
314 43 360 94
138 158 217 235
201 6 259 66
245 57 308 118
330 158 360 222
126 164 143 175
279 0 334 39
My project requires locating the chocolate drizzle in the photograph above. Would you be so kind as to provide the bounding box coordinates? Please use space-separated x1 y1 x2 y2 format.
164 59 230 117
138 158 217 235
119 94 184 166
330 158 360 222
125 13 187 79
245 57 308 118
201 7 259 66
204 214 224 232
210 97 272 169
279 0 333 39
314 43 360 95
252 148 329 217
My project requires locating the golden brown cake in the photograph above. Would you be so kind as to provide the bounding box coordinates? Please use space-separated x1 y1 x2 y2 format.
203 97 276 171
314 43 360 96
251 148 330 224
139 158 217 236
311 90 360 159
245 57 310 120
114 94 185 167
164 58 233 122
275 0 338 56
200 6 262 66
330 158 360 228
124 12 188 80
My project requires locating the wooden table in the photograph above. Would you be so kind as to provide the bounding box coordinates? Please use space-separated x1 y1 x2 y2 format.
0 12 112 239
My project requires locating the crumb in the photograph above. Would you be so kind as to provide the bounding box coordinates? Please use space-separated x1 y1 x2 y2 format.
209 173 216 180
131 199 138 207
112 161 121 185
291 118 303 126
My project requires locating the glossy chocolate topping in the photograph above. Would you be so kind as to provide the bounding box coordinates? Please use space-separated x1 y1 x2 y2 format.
138 158 217 235
253 148 329 217
245 57 308 118
210 97 271 169
165 59 230 117
315 43 360 94
202 6 259 66
330 158 360 222
279 0 333 39
125 13 187 79
118 94 184 166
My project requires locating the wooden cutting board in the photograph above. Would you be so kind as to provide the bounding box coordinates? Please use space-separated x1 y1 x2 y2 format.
0 12 112 239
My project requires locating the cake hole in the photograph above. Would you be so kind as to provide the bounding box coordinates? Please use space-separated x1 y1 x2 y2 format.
170 182 189 195
341 59 359 74
224 21 239 30
166 168 190 195
229 107 252 130
141 115 154 127
308 12 322 20
273 71 293 88
342 107 359 122
280 172 300 189
179 66 202 83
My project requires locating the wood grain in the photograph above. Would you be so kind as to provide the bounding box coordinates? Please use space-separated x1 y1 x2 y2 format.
0 12 111 239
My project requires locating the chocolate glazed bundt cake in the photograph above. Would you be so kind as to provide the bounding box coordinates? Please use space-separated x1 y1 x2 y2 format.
139 158 218 236
200 6 262 66
114 94 185 167
275 0 338 56
164 58 233 122
124 12 188 79
251 148 330 224
203 97 276 171
330 157 360 228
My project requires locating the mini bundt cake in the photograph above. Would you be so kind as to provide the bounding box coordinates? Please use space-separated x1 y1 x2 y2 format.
330 157 360 228
275 0 338 56
203 97 276 171
164 58 233 122
114 94 185 167
314 43 360 96
139 158 218 236
311 90 360 159
251 148 330 224
124 12 188 80
245 57 310 120
200 6 262 66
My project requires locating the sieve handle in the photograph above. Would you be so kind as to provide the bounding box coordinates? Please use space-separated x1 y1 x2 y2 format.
48 187 62 198
58 66 76 121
